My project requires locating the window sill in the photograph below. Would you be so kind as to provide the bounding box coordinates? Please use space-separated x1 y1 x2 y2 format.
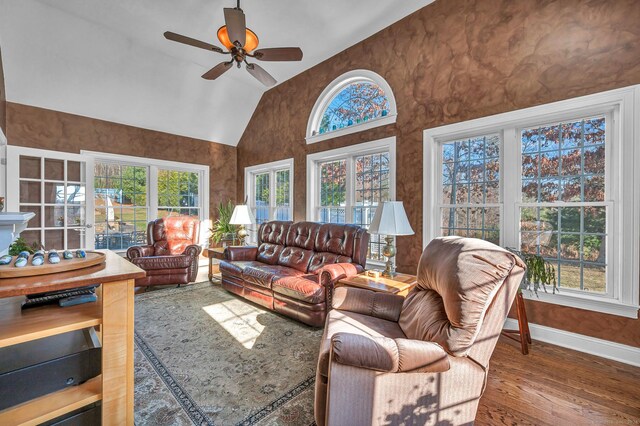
522 289 639 319
305 115 397 144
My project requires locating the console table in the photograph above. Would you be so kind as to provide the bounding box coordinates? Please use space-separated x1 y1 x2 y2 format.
0 250 145 425
337 272 417 296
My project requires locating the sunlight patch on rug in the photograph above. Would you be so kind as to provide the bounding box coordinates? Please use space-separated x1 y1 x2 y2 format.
202 299 265 349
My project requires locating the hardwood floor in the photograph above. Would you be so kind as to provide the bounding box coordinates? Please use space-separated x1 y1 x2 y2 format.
476 336 640 425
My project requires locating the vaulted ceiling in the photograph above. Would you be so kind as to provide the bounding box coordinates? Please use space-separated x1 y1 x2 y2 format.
0 0 434 146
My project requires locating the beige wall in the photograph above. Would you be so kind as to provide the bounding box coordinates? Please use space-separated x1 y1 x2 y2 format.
6 102 237 222
236 0 640 347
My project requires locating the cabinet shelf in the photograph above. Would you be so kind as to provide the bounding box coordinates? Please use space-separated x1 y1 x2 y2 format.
0 296 102 348
0 375 102 426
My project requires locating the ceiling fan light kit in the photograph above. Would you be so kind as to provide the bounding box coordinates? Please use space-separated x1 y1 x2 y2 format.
163 0 303 87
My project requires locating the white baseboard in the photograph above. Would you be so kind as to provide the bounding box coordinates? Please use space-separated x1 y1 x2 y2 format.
504 318 640 367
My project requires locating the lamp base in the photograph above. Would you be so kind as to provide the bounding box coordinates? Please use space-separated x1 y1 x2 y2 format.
381 235 396 278
237 225 248 246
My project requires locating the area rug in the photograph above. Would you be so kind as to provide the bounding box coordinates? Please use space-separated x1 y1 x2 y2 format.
134 281 323 425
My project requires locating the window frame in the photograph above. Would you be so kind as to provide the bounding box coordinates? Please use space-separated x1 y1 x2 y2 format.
83 151 210 251
307 137 396 265
306 70 397 144
423 85 640 318
244 158 294 229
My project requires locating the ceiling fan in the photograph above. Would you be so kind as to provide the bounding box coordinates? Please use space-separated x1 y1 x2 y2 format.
164 0 303 87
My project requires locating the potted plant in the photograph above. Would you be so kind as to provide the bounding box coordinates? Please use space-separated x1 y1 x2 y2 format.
506 248 558 295
8 237 40 256
209 201 237 247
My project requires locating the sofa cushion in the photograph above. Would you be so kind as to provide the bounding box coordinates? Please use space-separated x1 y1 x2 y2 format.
258 221 290 245
317 309 406 378
286 222 321 250
131 254 191 270
315 224 358 258
242 264 304 289
308 252 353 273
256 243 284 265
278 246 314 273
399 236 525 357
219 260 264 279
272 275 324 304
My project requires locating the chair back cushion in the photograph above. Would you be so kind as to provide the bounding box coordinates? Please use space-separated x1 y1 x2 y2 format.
399 236 524 357
149 216 200 255
257 221 291 265
276 222 319 272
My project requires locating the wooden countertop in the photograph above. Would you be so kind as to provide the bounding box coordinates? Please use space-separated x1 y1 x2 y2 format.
0 250 146 298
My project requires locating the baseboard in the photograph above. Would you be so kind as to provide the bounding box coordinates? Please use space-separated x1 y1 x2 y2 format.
503 318 640 367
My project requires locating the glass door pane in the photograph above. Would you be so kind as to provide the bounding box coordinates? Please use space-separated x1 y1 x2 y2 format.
9 147 94 250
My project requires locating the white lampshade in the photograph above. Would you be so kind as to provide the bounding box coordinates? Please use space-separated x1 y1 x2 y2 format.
229 204 255 225
369 201 414 236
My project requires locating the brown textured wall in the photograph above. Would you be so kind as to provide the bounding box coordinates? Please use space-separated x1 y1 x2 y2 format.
237 0 640 346
0 46 6 136
6 102 237 220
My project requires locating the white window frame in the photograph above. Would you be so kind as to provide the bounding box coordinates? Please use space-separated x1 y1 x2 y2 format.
244 158 294 228
424 85 640 319
306 70 397 144
307 137 396 266
82 151 210 250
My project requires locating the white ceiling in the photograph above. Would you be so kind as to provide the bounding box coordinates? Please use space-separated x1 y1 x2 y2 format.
0 0 433 146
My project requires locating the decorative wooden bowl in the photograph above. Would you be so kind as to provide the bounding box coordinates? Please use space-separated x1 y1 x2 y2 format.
0 251 106 278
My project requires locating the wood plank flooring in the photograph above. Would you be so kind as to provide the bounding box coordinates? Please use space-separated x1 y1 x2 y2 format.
476 336 640 425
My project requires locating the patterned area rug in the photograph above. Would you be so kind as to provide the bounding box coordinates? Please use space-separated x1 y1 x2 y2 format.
134 281 322 425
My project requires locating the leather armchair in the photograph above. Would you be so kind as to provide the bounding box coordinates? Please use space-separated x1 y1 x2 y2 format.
126 216 202 287
315 236 525 426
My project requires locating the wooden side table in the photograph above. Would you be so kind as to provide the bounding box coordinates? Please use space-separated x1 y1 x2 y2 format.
203 247 226 281
337 272 417 296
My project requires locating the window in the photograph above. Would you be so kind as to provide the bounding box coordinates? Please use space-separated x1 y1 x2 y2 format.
308 138 396 262
158 169 200 219
306 70 397 144
86 152 209 251
424 86 639 318
94 162 148 250
245 158 293 227
440 134 501 244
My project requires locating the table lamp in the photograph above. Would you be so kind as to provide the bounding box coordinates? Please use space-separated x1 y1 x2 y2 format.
229 204 255 245
369 201 414 277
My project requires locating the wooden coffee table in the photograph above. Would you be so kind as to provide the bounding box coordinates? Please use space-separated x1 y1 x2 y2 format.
203 247 226 281
337 272 417 296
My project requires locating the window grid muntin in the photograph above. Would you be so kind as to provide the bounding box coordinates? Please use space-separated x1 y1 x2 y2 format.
316 151 391 261
94 162 149 250
438 134 502 245
157 169 200 219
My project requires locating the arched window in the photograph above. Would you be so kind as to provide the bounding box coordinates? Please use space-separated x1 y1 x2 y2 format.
306 70 397 144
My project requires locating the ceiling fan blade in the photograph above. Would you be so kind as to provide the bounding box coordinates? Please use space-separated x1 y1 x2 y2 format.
164 31 224 53
202 61 233 80
253 47 303 61
246 63 277 87
224 8 246 47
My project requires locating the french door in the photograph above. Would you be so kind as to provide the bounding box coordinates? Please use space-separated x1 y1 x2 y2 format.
6 146 95 250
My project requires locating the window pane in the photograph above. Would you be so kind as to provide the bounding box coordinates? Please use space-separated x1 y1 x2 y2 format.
275 169 291 221
439 134 501 243
317 82 390 135
521 116 605 203
157 169 199 219
95 162 149 250
254 172 270 225
319 160 346 223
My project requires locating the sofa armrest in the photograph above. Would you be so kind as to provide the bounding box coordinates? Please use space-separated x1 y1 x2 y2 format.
126 245 155 260
224 246 258 261
332 286 405 322
331 332 450 373
182 244 202 282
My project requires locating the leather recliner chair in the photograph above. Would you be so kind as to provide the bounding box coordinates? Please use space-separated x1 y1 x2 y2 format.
314 236 525 425
126 216 202 287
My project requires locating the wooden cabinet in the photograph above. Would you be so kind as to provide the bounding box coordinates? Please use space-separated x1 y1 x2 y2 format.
0 251 145 425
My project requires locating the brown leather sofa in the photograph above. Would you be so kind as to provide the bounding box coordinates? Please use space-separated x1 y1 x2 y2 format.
314 236 525 425
219 221 369 327
126 216 202 287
